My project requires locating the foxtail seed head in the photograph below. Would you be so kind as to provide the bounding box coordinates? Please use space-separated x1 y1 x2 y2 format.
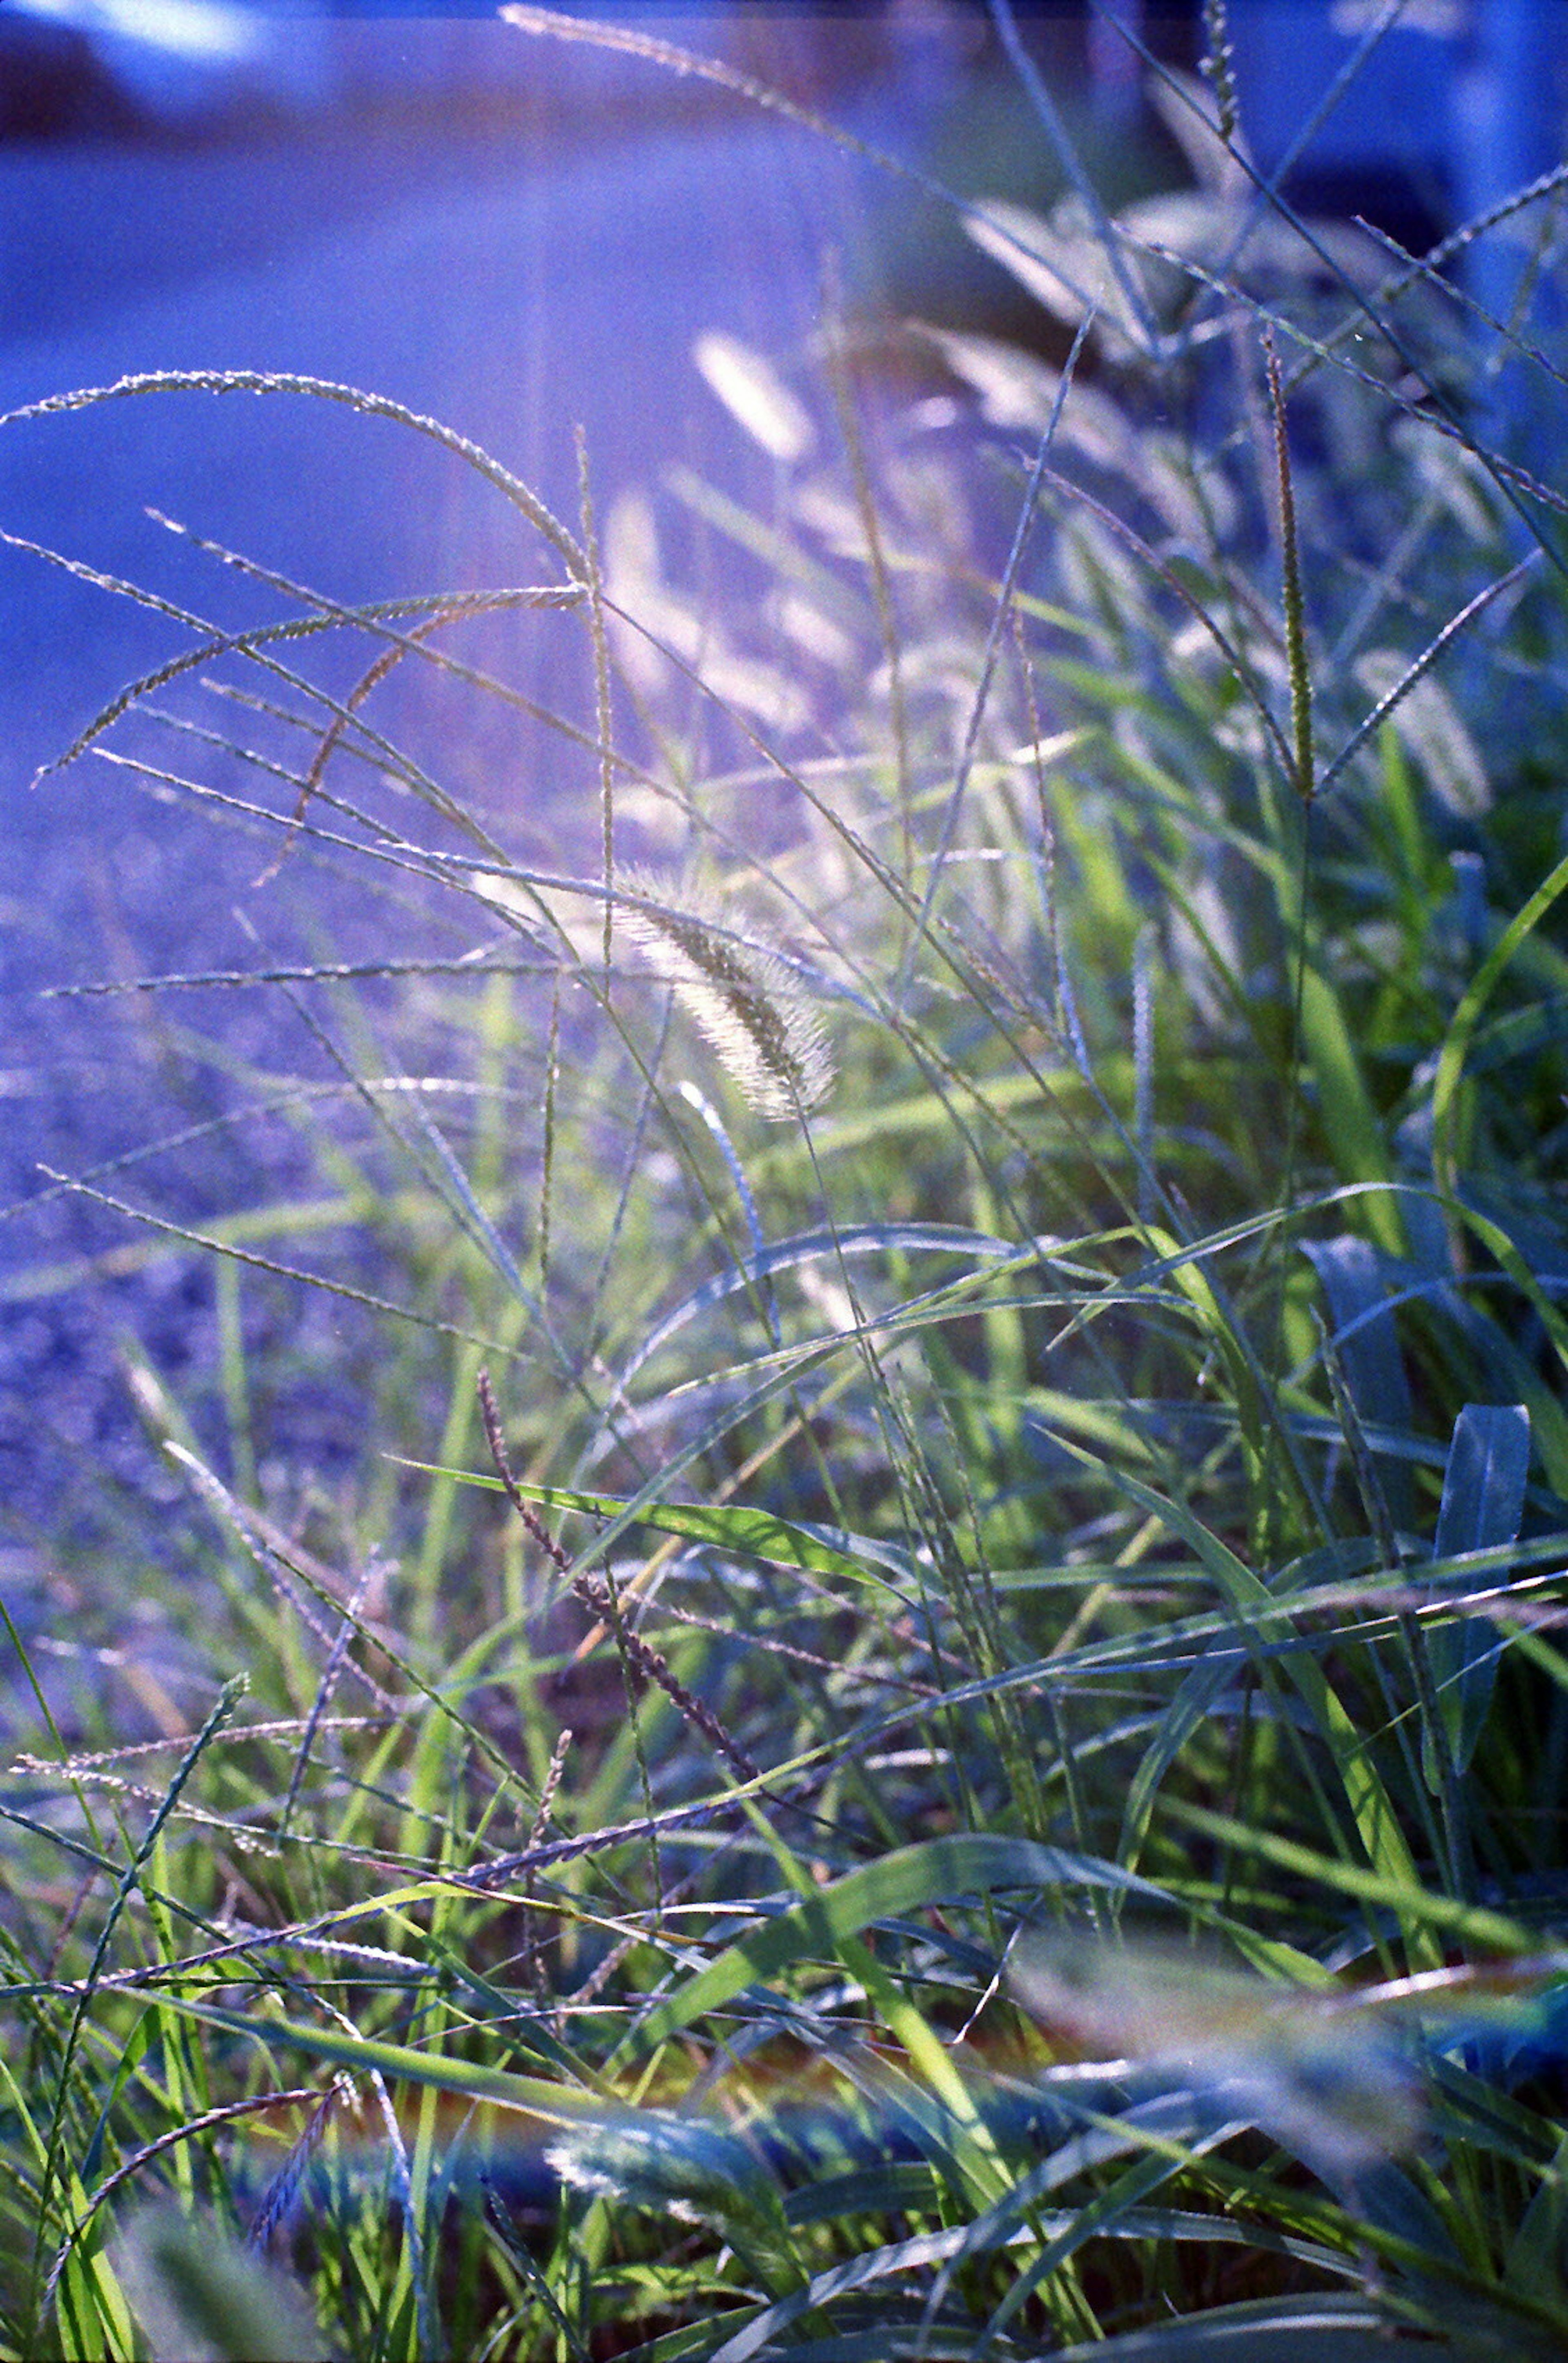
615 871 834 1122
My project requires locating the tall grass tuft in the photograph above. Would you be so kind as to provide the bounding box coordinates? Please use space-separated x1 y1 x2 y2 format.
4 8 1568 2359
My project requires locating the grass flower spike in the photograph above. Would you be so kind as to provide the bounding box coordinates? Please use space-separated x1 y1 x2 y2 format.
614 869 835 1122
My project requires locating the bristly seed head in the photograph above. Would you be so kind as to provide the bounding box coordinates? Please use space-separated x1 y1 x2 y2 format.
615 869 834 1122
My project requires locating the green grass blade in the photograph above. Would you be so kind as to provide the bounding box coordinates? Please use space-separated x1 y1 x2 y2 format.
1428 1404 1531 1771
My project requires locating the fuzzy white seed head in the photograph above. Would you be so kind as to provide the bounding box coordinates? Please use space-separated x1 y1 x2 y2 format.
615 872 834 1122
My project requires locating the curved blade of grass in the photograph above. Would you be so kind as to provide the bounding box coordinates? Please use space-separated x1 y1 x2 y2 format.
1432 842 1568 1198
949 2146 1210 2356
1429 1404 1531 1773
1304 1236 1414 1528
704 2219 1042 2363
1295 963 1401 1254
401 1468 921 1602
1446 1201 1568 1492
607 1220 1037 1398
1303 1238 1413 1437
611 1834 1169 2071
1165 1801 1534 1953
1051 2297 1466 2359
140 1995 615 2129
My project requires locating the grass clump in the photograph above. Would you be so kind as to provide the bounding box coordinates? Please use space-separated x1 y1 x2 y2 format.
4 8 1568 2358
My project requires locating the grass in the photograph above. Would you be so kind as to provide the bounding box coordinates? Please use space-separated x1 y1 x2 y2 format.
4 4 1568 2355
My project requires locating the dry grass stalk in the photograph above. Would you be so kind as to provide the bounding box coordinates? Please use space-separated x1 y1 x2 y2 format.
477 1372 760 1783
